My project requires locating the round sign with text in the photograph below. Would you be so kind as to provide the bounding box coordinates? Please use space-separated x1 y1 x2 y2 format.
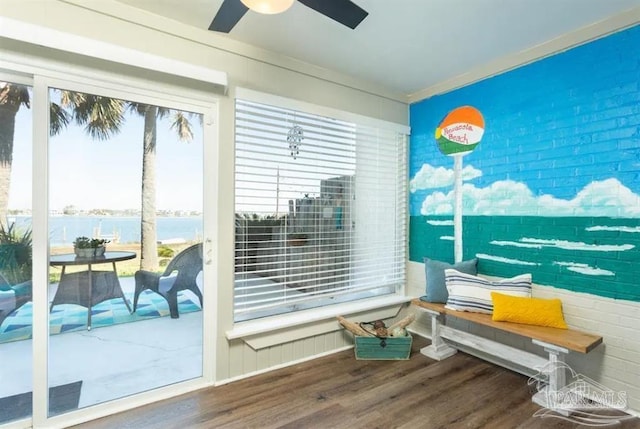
435 106 484 156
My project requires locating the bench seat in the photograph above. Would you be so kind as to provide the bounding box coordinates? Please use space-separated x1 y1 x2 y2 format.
411 299 602 354
411 298 604 413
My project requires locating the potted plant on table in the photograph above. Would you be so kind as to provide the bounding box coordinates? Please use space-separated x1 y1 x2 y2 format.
73 236 110 258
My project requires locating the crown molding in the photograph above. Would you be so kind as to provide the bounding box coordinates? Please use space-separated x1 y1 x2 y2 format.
408 6 640 104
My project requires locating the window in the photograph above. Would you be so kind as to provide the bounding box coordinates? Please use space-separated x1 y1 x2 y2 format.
234 91 407 321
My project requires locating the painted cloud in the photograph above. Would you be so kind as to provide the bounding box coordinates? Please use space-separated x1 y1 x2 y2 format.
420 177 640 217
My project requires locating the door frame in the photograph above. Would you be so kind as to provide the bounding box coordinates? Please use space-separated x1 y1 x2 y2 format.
1 52 219 428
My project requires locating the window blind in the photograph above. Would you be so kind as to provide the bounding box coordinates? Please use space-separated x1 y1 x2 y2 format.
234 97 407 321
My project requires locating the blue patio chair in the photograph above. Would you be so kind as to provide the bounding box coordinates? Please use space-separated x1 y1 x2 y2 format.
132 243 203 318
0 274 32 327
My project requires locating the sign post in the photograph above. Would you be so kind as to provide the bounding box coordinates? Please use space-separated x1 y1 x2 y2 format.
435 106 485 263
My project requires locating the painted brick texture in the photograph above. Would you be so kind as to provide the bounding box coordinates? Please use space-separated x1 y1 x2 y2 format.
408 24 640 415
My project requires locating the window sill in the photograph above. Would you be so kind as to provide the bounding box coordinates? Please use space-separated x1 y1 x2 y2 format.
225 295 413 340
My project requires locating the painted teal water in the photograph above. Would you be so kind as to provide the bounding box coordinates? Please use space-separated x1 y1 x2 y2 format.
410 216 640 302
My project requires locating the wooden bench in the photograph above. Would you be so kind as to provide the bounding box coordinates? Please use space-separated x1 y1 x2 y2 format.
411 299 603 410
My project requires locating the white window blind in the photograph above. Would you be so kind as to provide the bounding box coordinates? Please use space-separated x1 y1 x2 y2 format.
234 96 407 321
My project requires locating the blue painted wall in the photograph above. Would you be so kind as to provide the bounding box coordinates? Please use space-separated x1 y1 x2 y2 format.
409 24 640 301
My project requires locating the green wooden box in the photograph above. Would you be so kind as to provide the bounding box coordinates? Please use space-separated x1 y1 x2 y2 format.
354 335 412 360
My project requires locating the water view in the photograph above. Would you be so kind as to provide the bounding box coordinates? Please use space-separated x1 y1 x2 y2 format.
11 215 203 246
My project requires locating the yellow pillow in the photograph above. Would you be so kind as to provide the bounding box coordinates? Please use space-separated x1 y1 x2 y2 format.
491 292 568 329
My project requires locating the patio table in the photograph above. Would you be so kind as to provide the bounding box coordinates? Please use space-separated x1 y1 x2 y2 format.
49 251 136 330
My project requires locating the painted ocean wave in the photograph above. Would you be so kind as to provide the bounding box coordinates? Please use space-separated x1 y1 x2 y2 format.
476 253 539 266
586 225 640 233
554 262 615 276
409 215 640 301
491 238 634 252
427 219 454 226
490 240 541 249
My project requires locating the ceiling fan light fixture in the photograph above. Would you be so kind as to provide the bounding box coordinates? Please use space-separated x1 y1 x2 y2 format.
240 0 295 15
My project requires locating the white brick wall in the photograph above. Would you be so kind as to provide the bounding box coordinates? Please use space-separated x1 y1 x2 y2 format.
407 261 640 414
535 284 640 413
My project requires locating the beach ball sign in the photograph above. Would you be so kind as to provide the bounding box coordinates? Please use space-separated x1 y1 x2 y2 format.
435 106 485 156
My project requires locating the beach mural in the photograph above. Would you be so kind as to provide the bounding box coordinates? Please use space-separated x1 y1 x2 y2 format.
409 25 640 302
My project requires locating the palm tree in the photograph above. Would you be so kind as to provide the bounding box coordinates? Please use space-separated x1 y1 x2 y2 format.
0 83 77 226
0 83 31 228
128 103 195 271
1 81 195 272
67 96 195 272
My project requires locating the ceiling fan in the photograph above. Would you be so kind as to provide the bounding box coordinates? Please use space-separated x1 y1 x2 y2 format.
209 0 369 33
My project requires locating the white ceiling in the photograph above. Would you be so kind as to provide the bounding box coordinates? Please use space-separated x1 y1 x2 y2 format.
117 0 640 97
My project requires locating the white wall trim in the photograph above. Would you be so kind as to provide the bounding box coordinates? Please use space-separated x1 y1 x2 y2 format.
244 306 405 350
226 295 412 340
408 6 640 103
59 0 408 103
0 15 228 93
236 87 411 134
215 345 353 386
0 54 220 112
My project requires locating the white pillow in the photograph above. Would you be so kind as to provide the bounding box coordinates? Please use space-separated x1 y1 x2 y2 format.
444 269 532 314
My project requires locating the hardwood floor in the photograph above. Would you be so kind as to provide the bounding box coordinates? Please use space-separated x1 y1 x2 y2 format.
73 337 637 428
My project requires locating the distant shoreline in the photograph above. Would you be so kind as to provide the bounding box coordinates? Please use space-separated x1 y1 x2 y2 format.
9 213 202 218
11 215 203 247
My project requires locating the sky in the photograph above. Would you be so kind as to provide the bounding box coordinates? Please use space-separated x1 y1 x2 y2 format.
9 88 204 212
408 24 640 218
408 103 640 218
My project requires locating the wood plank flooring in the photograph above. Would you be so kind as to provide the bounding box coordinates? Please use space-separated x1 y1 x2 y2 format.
73 337 638 428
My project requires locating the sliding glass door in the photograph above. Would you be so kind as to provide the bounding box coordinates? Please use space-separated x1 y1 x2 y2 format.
0 77 34 425
46 82 205 411
1 67 216 427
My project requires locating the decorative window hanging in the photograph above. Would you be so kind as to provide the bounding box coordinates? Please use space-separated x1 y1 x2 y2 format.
287 124 304 159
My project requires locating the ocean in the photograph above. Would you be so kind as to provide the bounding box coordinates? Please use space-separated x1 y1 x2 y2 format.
11 215 203 246
409 215 640 302
9 214 639 301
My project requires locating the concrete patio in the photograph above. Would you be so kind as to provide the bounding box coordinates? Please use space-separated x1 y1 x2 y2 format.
0 276 203 422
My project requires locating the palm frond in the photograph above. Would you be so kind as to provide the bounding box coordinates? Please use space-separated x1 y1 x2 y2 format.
0 84 31 166
56 90 126 140
170 111 194 142
49 102 71 136
74 94 126 140
0 83 30 108
59 90 86 112
156 107 171 120
127 102 148 116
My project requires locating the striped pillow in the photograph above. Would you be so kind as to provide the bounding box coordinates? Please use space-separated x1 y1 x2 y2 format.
444 269 532 314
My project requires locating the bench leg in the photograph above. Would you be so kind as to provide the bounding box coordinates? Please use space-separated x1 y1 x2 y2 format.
420 311 457 361
531 340 571 415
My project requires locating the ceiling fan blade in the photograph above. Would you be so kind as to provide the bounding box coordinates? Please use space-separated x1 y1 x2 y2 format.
297 0 368 29
209 0 249 33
